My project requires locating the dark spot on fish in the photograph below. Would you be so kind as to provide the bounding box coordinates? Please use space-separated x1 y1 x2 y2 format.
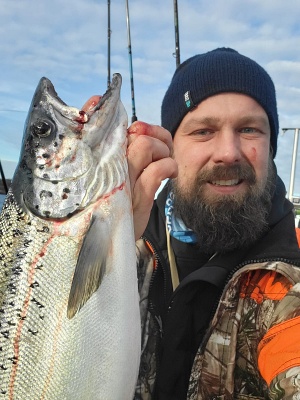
51 180 58 184
40 190 53 199
43 211 51 217
9 302 15 307
39 165 45 170
17 208 24 217
24 239 32 247
53 142 58 147
12 229 22 237
55 164 60 169
1 331 9 339
31 298 44 309
35 205 39 210
8 283 16 294
12 266 23 275
59 134 64 140
28 329 38 336
39 314 44 320
42 153 50 159
62 193 68 200
63 188 70 193
16 252 26 259
8 356 18 365
43 174 50 179
30 281 39 288
1 390 7 395
7 321 16 327
0 365 8 371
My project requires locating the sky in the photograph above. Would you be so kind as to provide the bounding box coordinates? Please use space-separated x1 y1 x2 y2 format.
1 0 300 198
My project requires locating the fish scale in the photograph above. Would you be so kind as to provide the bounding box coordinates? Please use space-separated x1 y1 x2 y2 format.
0 193 88 398
0 74 140 399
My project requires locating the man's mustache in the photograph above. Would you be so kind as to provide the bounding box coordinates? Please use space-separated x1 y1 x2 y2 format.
196 163 256 184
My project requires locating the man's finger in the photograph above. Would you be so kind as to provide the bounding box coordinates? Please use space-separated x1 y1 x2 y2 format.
128 121 173 150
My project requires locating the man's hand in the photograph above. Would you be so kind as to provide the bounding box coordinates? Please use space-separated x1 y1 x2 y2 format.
127 122 178 241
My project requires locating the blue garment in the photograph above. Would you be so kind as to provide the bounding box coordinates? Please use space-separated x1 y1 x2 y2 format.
165 190 197 244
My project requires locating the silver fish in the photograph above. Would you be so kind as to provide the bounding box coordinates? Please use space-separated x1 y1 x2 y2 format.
0 74 141 399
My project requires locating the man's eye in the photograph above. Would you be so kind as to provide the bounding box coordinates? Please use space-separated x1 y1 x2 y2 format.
241 127 257 133
193 129 211 136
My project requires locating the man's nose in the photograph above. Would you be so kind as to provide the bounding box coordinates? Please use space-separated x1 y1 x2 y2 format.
211 130 242 164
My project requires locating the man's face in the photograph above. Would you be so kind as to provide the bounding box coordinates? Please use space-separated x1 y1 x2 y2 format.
173 92 271 201
172 93 275 253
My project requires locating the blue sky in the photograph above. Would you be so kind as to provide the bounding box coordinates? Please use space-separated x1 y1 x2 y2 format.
1 0 300 196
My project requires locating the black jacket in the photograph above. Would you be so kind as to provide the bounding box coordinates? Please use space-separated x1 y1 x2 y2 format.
142 177 300 400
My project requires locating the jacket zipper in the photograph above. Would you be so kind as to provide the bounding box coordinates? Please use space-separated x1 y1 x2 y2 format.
142 234 170 305
141 235 168 338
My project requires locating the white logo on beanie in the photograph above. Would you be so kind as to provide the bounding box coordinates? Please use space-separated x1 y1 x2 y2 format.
184 91 195 109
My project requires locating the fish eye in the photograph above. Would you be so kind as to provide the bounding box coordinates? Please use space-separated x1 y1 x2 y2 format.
30 120 53 138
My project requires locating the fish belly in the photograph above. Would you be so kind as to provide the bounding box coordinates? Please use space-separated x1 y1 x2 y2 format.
0 188 140 400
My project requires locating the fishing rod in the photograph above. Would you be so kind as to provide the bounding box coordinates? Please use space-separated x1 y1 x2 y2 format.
107 0 111 88
173 0 181 68
0 160 8 194
125 0 138 123
282 128 300 203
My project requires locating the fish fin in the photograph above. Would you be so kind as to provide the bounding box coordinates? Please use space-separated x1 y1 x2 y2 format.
67 216 110 319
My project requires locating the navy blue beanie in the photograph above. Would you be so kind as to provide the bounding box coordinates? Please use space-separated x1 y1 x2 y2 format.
161 48 279 157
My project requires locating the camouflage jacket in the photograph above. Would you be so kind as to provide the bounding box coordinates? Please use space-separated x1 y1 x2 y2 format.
135 239 300 400
134 180 300 400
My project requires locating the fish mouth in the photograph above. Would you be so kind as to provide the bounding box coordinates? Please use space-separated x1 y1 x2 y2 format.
40 74 121 127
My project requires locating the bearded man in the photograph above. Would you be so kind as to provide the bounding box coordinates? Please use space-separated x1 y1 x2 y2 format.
128 48 300 400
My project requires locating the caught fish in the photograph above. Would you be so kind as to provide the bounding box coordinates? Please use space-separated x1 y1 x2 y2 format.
0 74 141 399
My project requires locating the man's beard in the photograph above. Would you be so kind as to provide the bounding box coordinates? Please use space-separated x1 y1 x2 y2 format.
172 159 276 254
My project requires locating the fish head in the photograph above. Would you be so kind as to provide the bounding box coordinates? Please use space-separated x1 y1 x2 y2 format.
13 73 128 219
